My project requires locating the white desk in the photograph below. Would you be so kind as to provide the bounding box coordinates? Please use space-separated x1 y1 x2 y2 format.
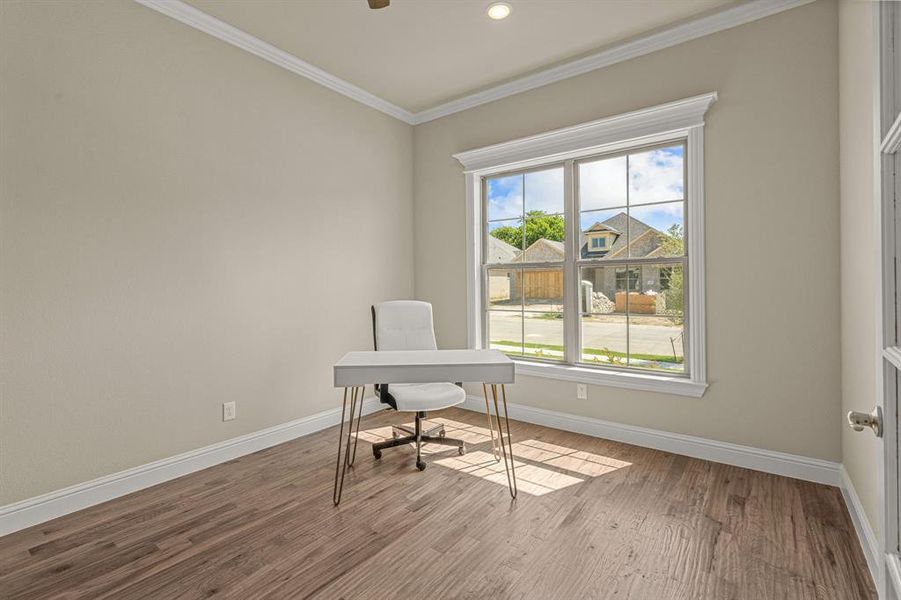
332 349 517 505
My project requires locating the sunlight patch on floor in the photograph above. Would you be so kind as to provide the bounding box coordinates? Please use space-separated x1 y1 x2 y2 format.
433 450 583 496
433 439 632 496
511 439 632 477
353 418 631 495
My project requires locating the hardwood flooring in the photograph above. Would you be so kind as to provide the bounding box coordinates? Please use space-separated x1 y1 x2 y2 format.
0 407 875 599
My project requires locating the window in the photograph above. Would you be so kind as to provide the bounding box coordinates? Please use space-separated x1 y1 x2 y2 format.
457 93 713 396
615 266 641 292
484 142 686 374
660 266 673 291
485 166 565 361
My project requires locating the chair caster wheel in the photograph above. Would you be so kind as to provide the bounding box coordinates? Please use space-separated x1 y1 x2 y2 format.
416 460 426 471
458 446 466 456
373 449 382 460
438 429 446 438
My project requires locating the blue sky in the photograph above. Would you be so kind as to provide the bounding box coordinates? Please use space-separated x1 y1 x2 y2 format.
487 167 563 221
488 145 684 225
489 145 684 234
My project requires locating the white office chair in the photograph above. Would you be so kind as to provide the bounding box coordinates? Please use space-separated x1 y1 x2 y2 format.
370 300 466 471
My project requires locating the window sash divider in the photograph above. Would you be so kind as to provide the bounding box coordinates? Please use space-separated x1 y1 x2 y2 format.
576 256 685 268
563 159 579 364
483 261 566 270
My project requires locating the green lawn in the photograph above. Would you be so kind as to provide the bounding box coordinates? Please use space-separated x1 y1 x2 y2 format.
493 340 684 365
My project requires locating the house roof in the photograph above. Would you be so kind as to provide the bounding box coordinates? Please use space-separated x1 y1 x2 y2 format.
486 235 519 263
514 237 565 262
584 222 622 235
581 212 664 259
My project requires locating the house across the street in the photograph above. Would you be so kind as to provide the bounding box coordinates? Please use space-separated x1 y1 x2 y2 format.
489 212 678 312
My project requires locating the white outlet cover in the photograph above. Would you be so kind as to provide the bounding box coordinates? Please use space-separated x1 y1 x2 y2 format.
223 401 236 421
576 384 587 400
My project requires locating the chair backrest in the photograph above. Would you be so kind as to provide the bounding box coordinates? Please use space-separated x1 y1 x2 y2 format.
371 301 438 351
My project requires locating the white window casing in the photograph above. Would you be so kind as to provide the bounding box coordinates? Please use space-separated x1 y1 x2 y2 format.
454 93 716 398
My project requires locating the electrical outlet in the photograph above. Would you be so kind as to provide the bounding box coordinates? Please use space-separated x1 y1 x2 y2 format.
576 383 587 400
222 401 236 421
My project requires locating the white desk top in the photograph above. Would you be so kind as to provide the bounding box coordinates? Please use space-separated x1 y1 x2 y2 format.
333 349 515 387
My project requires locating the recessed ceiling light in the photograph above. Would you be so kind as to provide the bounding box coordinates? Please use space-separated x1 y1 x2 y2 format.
487 2 511 20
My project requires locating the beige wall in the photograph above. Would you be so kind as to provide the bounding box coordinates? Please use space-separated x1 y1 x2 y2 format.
413 0 842 460
839 0 881 546
0 0 855 510
0 1 413 504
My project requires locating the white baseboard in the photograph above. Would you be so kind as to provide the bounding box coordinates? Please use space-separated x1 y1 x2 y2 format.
0 397 382 537
461 395 842 486
0 395 858 545
840 465 882 593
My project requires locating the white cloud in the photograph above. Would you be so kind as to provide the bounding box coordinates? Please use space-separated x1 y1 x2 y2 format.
524 168 563 214
628 147 684 204
487 175 522 220
579 155 626 210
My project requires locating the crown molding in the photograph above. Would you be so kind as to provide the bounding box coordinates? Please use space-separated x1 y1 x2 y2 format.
453 92 717 173
413 0 813 124
134 0 811 127
133 0 416 124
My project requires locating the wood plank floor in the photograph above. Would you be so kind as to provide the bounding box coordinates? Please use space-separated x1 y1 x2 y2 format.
0 407 875 599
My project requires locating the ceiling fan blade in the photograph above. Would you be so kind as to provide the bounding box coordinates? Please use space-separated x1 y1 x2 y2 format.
368 0 390 8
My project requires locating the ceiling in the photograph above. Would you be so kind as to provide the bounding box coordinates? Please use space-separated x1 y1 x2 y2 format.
185 0 739 113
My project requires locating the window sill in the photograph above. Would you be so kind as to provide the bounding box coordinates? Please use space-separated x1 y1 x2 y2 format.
512 359 709 398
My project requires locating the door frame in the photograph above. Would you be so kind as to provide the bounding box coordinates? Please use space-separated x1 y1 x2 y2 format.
878 3 901 598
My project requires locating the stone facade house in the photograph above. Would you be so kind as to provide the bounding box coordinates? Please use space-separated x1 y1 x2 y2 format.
580 212 676 307
488 212 677 310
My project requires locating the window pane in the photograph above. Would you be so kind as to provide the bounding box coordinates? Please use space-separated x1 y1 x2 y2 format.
579 266 617 314
628 317 684 372
523 267 563 310
487 174 523 221
626 264 684 373
487 267 521 311
579 209 626 260
628 202 684 258
581 265 626 365
581 315 627 367
628 316 684 372
628 145 684 205
521 212 565 263
524 312 563 361
524 167 564 215
579 155 626 211
489 310 522 357
487 218 524 261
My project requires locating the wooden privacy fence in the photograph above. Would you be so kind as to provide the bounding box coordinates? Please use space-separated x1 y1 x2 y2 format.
512 270 563 301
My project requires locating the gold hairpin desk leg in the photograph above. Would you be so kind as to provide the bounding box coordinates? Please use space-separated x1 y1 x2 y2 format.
490 383 517 499
482 383 501 461
333 385 364 506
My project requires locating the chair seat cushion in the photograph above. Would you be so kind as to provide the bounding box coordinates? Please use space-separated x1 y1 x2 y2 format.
384 382 465 412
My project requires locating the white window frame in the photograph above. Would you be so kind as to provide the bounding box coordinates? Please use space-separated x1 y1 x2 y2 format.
454 93 716 398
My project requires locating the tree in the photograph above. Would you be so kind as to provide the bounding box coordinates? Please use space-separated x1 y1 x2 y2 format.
489 211 565 248
659 224 684 323
659 223 684 256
